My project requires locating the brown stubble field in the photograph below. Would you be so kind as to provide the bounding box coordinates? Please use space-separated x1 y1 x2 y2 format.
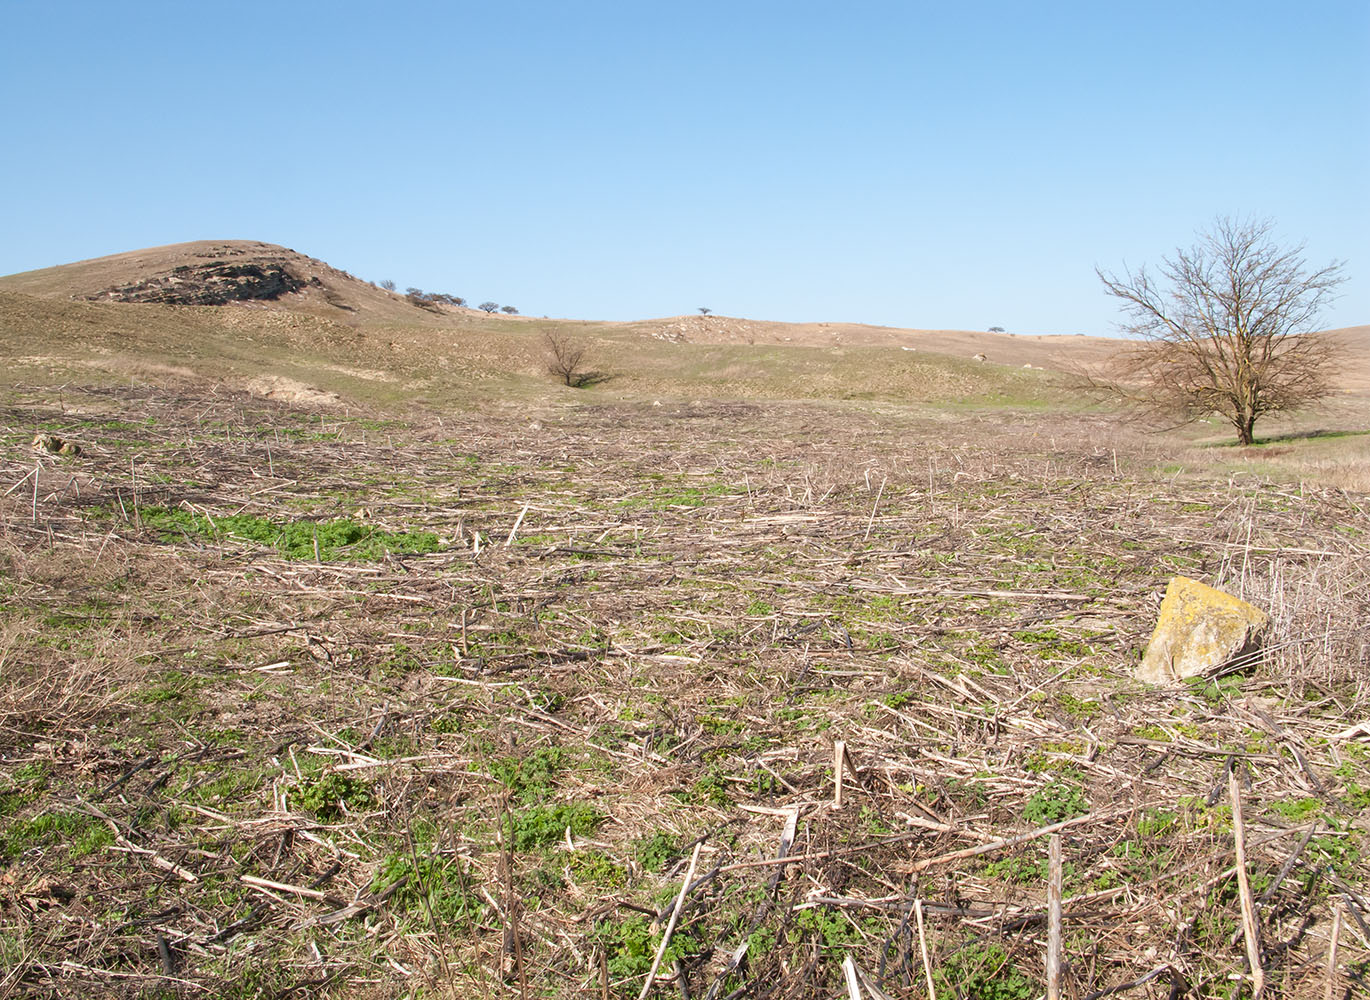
1 380 1368 1000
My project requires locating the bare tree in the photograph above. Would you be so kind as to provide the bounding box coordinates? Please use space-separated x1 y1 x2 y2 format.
1098 218 1345 445
479 301 499 314
698 307 712 316
543 330 592 387
379 279 396 292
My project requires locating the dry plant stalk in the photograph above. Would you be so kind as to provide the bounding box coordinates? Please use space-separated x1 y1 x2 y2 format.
915 899 936 999
639 841 704 1000
1230 767 1266 999
1047 833 1062 1000
1325 898 1342 1000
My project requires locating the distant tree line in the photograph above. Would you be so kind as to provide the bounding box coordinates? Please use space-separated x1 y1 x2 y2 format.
377 280 519 315
405 287 467 308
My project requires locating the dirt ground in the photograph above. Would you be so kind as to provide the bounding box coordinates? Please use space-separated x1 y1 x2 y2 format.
1 382 1367 999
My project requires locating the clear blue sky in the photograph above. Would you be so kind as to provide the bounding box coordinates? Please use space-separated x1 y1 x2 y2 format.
3 1 1367 334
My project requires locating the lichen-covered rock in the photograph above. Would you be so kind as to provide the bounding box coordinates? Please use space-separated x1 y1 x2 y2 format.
1137 576 1268 685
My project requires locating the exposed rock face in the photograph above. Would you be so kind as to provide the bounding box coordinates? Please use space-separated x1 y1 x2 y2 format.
1137 576 1268 685
87 261 317 306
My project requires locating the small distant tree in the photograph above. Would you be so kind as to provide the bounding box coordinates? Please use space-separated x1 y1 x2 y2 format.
479 301 499 314
379 279 396 292
543 330 594 387
1098 217 1345 445
988 326 1006 333
501 305 519 315
698 307 712 316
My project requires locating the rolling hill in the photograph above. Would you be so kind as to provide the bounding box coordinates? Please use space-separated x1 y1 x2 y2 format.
2 240 1364 407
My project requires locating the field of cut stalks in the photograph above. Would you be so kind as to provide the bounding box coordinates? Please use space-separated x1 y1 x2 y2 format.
1 383 1367 999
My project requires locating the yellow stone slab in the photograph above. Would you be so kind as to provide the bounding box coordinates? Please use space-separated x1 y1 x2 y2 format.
1137 576 1269 685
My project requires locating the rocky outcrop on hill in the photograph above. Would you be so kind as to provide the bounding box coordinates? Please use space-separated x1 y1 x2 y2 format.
86 256 318 306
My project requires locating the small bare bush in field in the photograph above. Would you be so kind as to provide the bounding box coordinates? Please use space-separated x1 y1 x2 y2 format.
543 329 597 387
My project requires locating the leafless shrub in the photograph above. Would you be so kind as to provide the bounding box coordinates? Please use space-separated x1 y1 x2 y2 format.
543 329 601 387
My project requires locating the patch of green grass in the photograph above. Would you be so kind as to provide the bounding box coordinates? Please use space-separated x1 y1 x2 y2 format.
685 767 733 808
1343 782 1370 811
934 940 1034 1000
1 810 114 860
375 642 425 677
489 746 567 804
1270 797 1322 822
1185 674 1243 705
1011 628 1097 660
1023 780 1088 826
430 711 465 734
1308 830 1361 878
568 850 628 890
617 482 730 512
790 905 861 953
0 763 49 817
182 766 268 811
633 831 680 873
138 507 441 561
371 850 485 925
296 772 374 821
508 802 602 851
1055 692 1101 720
983 854 1077 885
42 599 115 631
593 913 701 982
700 714 744 735
1175 795 1232 832
1137 807 1179 839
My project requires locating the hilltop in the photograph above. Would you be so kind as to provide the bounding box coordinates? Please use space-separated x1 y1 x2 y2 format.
0 240 462 326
